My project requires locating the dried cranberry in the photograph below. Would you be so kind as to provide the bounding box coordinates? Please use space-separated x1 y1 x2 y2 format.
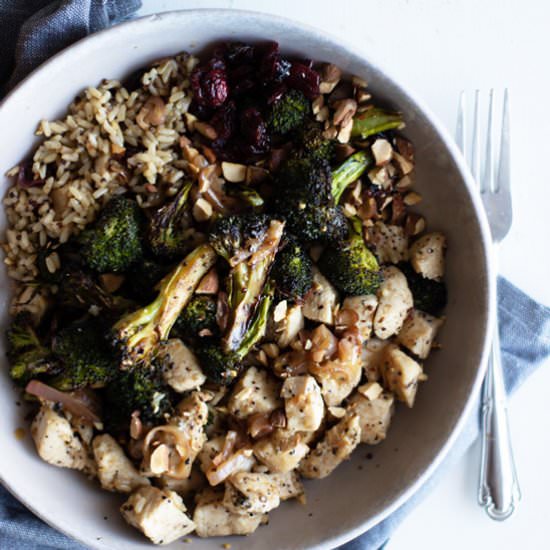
191 59 229 108
265 82 288 105
240 107 270 152
259 42 291 83
225 42 255 66
229 65 257 96
210 101 237 141
287 62 320 99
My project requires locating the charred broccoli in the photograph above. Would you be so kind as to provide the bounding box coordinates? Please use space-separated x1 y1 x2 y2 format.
103 366 173 430
271 236 313 302
351 107 404 140
318 216 382 295
195 287 273 385
226 183 264 208
268 89 310 135
51 318 117 390
398 262 447 315
172 295 218 339
147 181 193 259
293 121 335 163
331 150 373 203
78 196 144 273
6 313 58 385
112 244 217 366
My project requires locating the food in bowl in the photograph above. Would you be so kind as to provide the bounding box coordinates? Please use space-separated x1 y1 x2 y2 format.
2 41 447 544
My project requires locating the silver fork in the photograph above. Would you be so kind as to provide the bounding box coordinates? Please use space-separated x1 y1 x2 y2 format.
457 89 521 520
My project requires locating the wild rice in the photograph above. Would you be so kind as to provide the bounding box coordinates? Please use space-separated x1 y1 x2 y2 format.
2 53 199 298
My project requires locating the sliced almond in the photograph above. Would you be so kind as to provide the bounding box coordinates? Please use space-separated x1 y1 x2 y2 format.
368 166 392 188
337 118 353 143
315 105 330 123
222 162 247 183
371 139 393 166
352 75 368 88
262 343 280 359
192 197 213 222
393 151 414 175
194 121 218 140
196 268 219 294
323 125 338 140
403 191 422 206
333 99 357 127
396 174 414 190
319 64 342 94
356 89 372 104
273 300 288 323
184 112 198 132
312 95 324 115
328 406 346 419
396 136 414 162
99 273 125 293
358 381 384 401
149 444 170 474
405 213 426 236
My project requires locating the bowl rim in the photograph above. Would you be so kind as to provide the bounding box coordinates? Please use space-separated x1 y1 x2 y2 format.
0 8 496 549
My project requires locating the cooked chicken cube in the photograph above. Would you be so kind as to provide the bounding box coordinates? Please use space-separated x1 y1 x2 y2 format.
269 470 304 501
193 488 265 537
228 367 282 419
281 375 324 432
31 405 94 473
93 434 149 493
224 472 280 514
198 436 225 473
160 339 206 393
373 266 413 339
121 486 195 544
380 344 424 407
299 415 361 479
409 232 446 280
342 294 378 341
347 390 395 444
303 268 338 325
371 222 409 264
361 338 390 381
268 301 304 348
397 309 444 359
253 429 310 473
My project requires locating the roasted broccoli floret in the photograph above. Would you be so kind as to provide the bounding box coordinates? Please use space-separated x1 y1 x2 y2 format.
6 313 58 385
147 181 193 259
293 121 335 163
58 269 134 315
112 244 217 366
51 318 117 390
215 218 284 353
78 196 144 273
318 216 382 295
351 107 404 140
195 287 273 385
268 89 310 135
331 150 373 203
172 295 218 339
103 366 173 430
398 262 447 315
271 236 313 302
209 213 272 266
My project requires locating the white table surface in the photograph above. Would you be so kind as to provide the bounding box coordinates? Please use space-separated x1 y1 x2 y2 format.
137 2 549 548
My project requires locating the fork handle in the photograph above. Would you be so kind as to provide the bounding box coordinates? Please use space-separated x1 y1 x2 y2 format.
478 277 521 520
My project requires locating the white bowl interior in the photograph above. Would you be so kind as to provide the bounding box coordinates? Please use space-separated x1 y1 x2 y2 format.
0 10 492 550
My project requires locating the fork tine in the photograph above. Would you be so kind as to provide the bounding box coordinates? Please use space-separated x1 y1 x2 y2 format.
483 89 496 192
456 91 466 155
496 88 511 193
471 90 482 190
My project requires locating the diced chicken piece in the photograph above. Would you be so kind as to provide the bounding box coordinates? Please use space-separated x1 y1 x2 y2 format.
205 448 257 487
303 268 338 325
409 232 446 280
253 429 310 473
31 405 94 473
380 344 423 407
159 339 206 393
269 470 304 501
142 392 208 479
158 466 206 497
397 309 444 359
198 436 225 473
121 486 195 544
224 472 280 514
268 302 304 348
371 222 409 264
281 375 324 432
228 367 282 419
373 266 413 339
193 488 265 537
361 338 390 381
342 294 378 341
309 333 362 407
347 390 395 444
299 415 361 479
93 434 149 493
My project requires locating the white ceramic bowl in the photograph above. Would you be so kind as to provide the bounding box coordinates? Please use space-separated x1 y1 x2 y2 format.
0 9 495 550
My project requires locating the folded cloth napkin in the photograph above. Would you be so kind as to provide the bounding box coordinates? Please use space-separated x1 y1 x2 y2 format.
0 4 549 549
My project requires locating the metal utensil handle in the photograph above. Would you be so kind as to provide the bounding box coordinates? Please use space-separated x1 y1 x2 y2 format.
478 275 521 519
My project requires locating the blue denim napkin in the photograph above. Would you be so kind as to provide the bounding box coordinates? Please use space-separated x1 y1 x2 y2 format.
0 3 549 549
